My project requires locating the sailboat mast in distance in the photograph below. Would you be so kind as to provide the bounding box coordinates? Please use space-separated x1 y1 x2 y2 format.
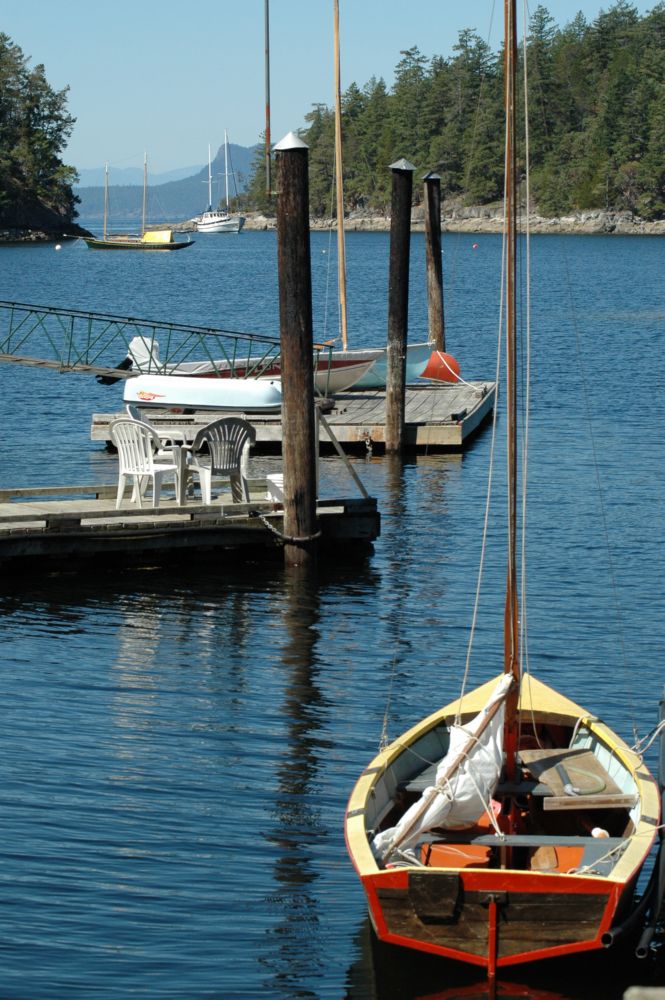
142 153 148 236
224 130 230 211
333 0 348 351
103 162 109 240
264 0 271 197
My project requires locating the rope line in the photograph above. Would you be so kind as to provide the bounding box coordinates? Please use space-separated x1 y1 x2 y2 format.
248 510 322 544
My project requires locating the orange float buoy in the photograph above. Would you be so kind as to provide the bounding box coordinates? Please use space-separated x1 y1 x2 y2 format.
420 351 461 383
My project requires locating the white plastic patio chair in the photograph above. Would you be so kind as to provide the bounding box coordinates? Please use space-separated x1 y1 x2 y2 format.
110 418 180 509
125 403 174 455
186 417 256 504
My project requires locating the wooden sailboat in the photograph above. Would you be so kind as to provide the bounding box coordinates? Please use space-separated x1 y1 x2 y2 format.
344 0 660 978
83 155 194 251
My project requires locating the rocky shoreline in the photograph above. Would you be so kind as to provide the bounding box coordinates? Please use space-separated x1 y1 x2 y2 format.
0 223 91 243
244 205 665 236
3 206 665 242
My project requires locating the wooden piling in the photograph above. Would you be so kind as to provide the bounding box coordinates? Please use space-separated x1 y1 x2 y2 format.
385 158 415 454
274 132 319 567
424 171 445 352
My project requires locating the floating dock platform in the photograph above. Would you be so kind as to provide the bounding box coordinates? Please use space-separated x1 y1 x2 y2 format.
91 382 495 453
0 481 380 572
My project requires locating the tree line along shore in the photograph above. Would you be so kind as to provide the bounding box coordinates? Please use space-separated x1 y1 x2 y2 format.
3 3 665 241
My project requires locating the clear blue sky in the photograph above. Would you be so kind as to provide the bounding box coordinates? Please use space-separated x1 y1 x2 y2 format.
3 0 658 174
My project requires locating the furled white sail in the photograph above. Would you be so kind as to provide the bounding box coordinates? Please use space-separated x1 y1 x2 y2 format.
372 673 512 860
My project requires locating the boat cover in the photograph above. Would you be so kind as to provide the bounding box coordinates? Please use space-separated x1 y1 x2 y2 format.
141 230 174 243
372 673 512 859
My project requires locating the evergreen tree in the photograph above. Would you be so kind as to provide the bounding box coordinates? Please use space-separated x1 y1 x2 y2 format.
244 3 665 221
0 33 77 227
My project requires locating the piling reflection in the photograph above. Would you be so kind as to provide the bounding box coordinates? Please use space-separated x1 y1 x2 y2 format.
259 565 328 995
343 914 665 1000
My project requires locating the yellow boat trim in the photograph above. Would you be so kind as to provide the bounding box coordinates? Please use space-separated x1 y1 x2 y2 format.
346 672 660 882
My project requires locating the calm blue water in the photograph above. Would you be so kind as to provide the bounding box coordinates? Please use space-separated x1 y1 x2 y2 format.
0 230 663 999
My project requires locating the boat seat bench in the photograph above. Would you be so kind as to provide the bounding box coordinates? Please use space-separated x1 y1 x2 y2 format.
402 748 635 810
422 834 626 874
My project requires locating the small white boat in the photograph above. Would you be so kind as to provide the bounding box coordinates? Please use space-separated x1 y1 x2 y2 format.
124 374 282 412
196 133 245 234
125 337 375 395
332 342 434 389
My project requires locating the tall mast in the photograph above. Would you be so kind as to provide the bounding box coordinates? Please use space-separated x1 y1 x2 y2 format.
333 0 348 351
503 0 520 774
264 0 272 198
103 162 109 240
142 152 148 236
207 145 213 211
224 130 230 211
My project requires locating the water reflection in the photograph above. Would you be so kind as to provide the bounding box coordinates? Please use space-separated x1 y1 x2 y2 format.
260 565 328 997
343 915 665 1000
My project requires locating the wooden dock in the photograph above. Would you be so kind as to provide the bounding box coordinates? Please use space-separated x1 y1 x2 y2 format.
0 481 380 572
91 381 495 452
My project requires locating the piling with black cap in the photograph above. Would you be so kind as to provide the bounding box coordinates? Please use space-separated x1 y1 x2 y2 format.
274 131 318 567
423 171 445 352
385 158 415 453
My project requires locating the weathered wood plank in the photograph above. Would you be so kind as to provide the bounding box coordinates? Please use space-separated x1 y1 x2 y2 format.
0 492 380 569
376 881 610 958
90 381 495 452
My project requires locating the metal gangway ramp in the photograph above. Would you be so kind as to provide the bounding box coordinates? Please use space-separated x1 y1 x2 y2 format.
0 300 285 381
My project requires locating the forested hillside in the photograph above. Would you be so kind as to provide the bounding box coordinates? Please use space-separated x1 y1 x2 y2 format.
0 33 79 232
247 2 665 221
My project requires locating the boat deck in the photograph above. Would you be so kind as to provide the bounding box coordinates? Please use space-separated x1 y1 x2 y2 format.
91 381 495 452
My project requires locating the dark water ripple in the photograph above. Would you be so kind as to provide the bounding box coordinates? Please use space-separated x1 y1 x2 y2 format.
0 233 663 998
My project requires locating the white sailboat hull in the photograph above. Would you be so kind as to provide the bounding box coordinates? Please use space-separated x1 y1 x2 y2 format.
331 341 434 389
125 337 376 395
196 211 245 234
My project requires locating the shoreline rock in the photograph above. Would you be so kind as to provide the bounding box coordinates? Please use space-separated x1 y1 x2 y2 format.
5 207 665 242
0 223 92 243
245 205 665 235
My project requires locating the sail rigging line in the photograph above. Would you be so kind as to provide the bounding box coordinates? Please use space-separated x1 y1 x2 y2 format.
631 719 665 759
454 193 507 721
560 249 638 743
378 651 400 751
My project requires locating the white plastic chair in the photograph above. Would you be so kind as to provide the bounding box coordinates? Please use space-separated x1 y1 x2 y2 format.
186 417 256 504
125 403 173 455
110 418 180 509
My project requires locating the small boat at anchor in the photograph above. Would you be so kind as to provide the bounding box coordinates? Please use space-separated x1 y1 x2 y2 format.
83 157 194 252
344 0 662 980
84 229 194 252
195 133 245 234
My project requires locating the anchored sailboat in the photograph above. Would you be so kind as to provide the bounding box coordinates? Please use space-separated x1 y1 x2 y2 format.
83 155 194 252
196 133 245 234
344 0 660 978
